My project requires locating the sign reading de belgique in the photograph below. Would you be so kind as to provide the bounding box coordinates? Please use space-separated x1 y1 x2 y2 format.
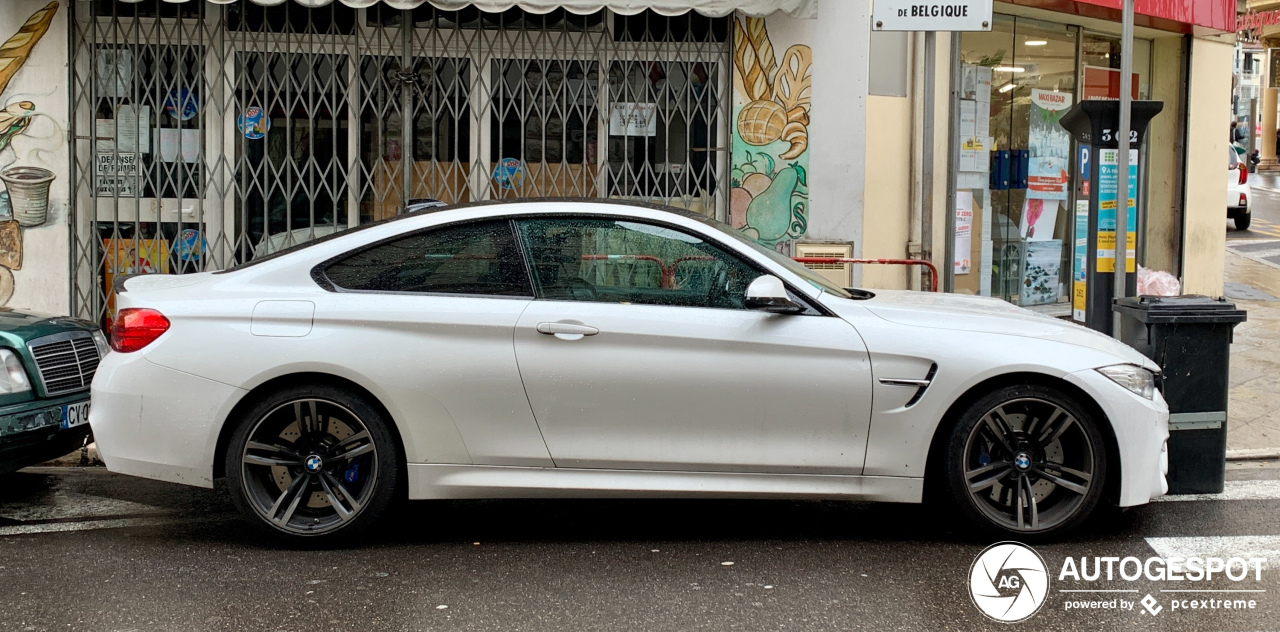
872 0 994 32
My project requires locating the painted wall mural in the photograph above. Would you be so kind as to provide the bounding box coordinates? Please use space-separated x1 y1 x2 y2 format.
0 1 59 304
730 15 812 250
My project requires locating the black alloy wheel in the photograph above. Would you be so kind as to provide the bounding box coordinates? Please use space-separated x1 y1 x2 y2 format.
226 385 399 543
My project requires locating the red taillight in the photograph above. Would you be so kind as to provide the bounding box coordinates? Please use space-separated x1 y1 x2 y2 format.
1240 163 1249 186
110 308 170 353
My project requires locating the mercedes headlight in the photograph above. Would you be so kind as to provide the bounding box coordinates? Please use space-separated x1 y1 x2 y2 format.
92 330 111 358
1096 364 1156 400
0 348 32 395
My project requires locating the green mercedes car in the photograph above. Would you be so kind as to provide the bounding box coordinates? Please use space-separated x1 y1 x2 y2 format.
0 309 105 475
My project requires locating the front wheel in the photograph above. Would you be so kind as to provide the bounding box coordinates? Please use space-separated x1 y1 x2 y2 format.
225 385 400 545
941 384 1107 540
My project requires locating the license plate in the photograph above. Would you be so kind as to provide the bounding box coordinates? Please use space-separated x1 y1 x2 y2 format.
61 401 90 429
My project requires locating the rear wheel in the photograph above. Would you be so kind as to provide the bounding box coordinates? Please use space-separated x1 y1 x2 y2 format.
1235 211 1252 231
225 385 400 545
941 384 1107 540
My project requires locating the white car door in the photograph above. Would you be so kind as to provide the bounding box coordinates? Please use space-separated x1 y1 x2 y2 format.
317 218 552 467
511 217 873 474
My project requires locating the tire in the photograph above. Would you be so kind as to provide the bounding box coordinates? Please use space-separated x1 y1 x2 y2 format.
940 384 1107 541
1235 211 1252 231
224 384 401 546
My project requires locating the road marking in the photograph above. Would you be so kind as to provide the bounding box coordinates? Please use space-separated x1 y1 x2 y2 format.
1153 480 1280 502
1146 535 1280 569
0 516 184 537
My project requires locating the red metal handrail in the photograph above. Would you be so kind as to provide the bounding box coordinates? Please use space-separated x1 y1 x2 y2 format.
792 257 939 292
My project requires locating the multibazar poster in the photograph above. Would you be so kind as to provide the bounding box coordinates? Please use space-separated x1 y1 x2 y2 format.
1027 89 1072 202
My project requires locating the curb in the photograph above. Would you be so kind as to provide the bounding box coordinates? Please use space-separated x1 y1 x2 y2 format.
1226 448 1280 462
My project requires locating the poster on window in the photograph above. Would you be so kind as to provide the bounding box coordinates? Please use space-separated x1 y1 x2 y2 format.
1019 198 1060 241
954 191 974 275
94 152 138 197
1020 239 1062 307
1027 89 1071 201
102 238 170 318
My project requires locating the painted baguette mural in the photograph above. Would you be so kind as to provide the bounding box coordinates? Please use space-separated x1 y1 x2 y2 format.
0 1 59 305
730 15 811 250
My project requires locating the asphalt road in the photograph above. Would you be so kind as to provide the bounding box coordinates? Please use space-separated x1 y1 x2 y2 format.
1234 173 1280 241
1 463 1279 632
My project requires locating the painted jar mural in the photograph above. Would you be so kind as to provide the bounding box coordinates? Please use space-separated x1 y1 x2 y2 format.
729 15 811 250
0 1 60 305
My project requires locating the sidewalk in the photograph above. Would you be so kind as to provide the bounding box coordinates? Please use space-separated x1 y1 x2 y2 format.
1223 251 1280 455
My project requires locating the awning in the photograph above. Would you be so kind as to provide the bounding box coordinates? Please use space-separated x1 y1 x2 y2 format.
146 0 818 18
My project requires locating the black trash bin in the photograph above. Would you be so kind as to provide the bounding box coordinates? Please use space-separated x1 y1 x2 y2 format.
1113 296 1247 494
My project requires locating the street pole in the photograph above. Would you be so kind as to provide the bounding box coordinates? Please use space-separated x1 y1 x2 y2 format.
1112 0 1134 337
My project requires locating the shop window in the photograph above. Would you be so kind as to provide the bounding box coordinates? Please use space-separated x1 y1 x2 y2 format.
954 16 1080 307
613 10 729 43
235 52 350 257
490 60 597 167
323 221 531 296
91 44 205 200
1081 34 1152 100
360 56 472 220
227 0 355 35
606 61 720 205
515 218 757 309
91 0 203 19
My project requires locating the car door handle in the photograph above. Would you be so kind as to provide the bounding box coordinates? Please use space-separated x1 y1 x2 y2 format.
536 322 599 336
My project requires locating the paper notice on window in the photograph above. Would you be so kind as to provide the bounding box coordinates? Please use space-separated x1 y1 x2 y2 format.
157 128 202 163
609 102 657 136
117 105 151 154
96 49 131 98
954 191 974 275
958 100 979 172
975 66 992 104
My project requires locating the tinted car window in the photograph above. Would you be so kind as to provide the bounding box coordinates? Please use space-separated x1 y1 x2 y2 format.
515 218 759 309
324 220 531 296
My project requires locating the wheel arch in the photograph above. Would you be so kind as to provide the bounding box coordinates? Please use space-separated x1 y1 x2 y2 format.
922 371 1122 505
212 372 407 480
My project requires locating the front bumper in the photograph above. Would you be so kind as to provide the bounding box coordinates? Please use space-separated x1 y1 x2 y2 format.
1066 368 1170 507
0 392 92 475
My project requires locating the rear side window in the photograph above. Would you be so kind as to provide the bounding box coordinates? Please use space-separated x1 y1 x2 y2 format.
323 220 532 296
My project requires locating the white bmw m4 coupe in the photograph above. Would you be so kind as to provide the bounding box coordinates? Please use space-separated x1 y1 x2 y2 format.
90 200 1168 544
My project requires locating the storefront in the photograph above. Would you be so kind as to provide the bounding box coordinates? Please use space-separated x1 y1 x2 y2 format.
943 1 1233 319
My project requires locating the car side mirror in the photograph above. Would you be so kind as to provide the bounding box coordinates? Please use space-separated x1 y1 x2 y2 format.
744 275 804 314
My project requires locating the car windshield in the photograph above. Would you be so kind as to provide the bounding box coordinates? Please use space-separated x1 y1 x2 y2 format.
687 214 853 299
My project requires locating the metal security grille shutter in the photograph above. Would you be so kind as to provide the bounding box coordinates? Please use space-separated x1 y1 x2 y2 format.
69 0 730 324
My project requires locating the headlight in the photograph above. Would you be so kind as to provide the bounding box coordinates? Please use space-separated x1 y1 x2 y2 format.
1097 364 1156 400
0 348 31 395
91 330 110 358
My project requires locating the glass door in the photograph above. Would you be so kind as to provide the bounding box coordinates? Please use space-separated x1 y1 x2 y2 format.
957 16 1078 306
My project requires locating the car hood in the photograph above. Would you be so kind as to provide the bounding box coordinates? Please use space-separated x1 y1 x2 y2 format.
0 308 97 344
857 290 1156 370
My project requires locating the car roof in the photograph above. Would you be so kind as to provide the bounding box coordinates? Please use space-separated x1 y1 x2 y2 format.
220 198 716 273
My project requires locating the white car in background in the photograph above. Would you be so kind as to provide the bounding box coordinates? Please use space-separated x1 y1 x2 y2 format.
1230 147 1252 230
90 200 1169 545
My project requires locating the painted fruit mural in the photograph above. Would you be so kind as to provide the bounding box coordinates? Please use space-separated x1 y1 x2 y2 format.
730 15 811 249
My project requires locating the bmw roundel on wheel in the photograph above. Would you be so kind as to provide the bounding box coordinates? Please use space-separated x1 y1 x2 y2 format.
89 200 1169 545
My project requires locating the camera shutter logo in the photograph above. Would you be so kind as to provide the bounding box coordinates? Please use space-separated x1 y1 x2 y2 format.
969 542 1050 623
